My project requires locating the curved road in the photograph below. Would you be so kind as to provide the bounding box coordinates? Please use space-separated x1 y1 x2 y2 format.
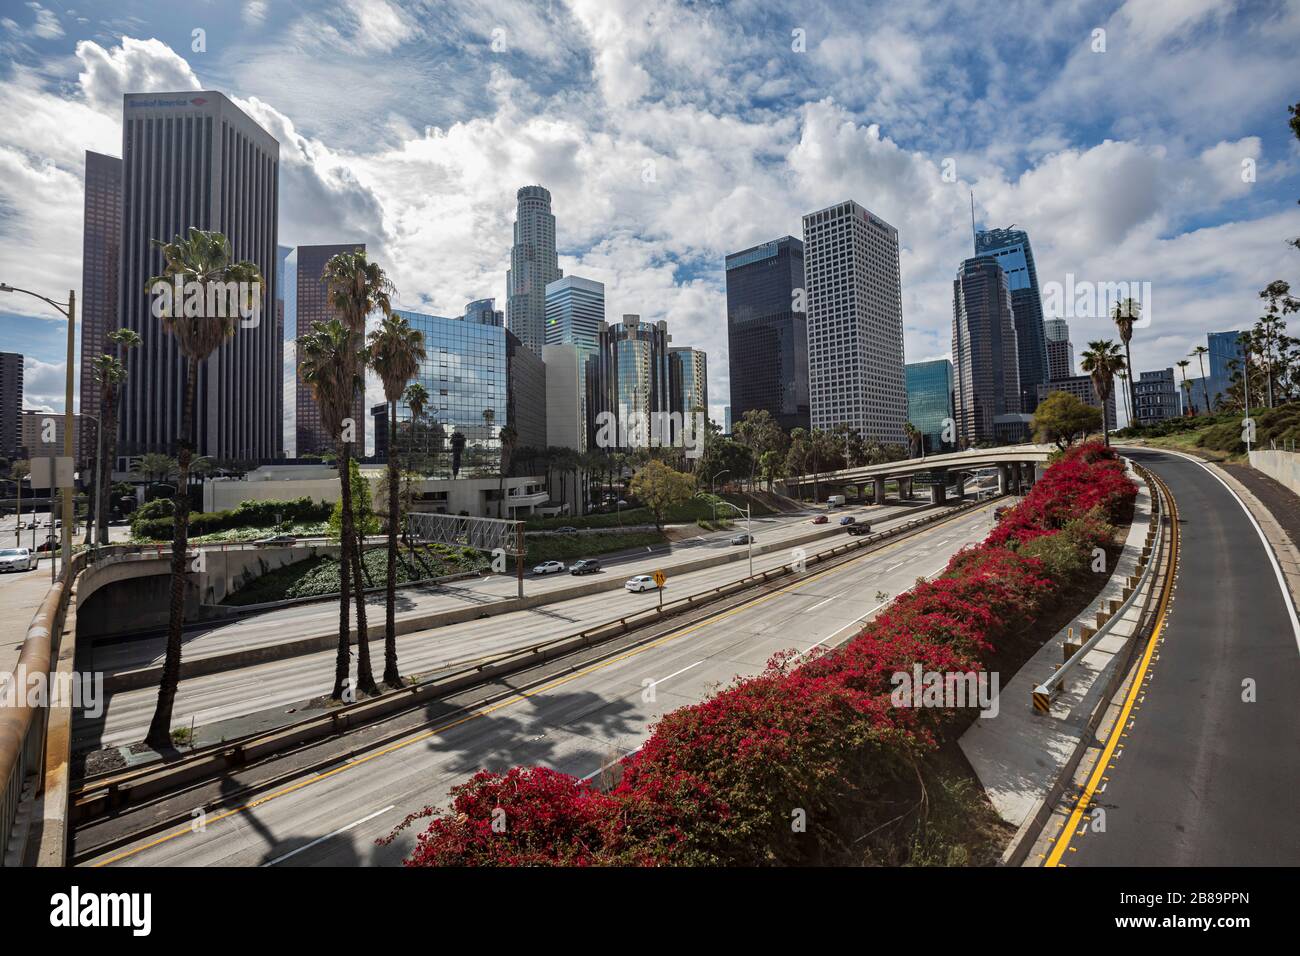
1060 449 1300 866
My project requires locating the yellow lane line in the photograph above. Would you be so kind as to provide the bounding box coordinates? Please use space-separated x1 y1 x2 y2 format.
1043 474 1179 867
93 501 995 867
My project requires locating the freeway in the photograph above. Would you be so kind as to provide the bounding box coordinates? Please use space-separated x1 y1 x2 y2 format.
86 498 920 677
76 498 953 751
1049 449 1300 866
86 499 1000 867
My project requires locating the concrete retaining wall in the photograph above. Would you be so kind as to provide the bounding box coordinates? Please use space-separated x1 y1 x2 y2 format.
1249 450 1300 497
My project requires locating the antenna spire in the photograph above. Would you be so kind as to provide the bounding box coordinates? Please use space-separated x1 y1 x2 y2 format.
970 191 977 250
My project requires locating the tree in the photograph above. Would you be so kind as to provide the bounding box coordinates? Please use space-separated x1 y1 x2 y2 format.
300 317 368 700
1111 298 1140 418
322 249 395 697
629 459 695 530
368 312 425 688
402 381 429 467
903 422 922 459
1187 345 1211 414
785 427 809 501
732 409 785 490
131 452 178 487
497 425 518 518
11 461 28 545
88 327 142 545
1175 359 1192 416
1079 340 1126 447
450 430 468 478
1031 391 1101 449
144 228 262 749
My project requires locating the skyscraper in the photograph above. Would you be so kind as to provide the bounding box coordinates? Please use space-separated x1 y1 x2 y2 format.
669 346 707 446
288 243 367 459
952 255 1020 446
79 150 122 467
1044 317 1074 382
724 236 809 432
975 227 1049 414
463 298 504 327
506 185 562 357
905 359 954 453
117 91 281 463
0 352 21 461
1133 368 1180 425
802 201 907 445
1207 330 1246 408
586 314 671 451
545 276 604 355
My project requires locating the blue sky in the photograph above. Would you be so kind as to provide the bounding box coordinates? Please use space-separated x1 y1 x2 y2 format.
1 0 1298 433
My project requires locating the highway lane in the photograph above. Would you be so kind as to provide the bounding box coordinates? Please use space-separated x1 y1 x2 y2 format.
87 498 921 676
1059 449 1300 866
88 499 1001 867
76 499 962 750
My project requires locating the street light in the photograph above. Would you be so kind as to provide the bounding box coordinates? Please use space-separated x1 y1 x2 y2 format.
1 283 75 578
713 497 753 578
710 469 729 521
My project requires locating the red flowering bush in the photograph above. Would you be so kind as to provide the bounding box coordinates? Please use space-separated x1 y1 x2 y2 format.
399 443 1135 866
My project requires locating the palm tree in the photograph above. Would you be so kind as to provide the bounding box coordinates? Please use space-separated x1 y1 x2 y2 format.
368 313 425 688
497 425 518 519
1111 298 1140 418
144 228 263 750
903 422 922 459
450 430 468 478
1080 340 1127 447
300 318 367 699
321 249 394 697
1189 344 1212 414
88 327 142 545
1175 359 1192 416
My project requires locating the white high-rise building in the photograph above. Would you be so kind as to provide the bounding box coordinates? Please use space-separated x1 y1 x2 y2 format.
801 200 907 445
506 185 562 357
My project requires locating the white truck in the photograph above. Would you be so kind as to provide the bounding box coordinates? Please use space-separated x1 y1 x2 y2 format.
826 494 846 508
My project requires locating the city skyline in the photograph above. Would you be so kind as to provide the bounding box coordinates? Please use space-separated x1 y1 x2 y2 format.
1 3 1296 434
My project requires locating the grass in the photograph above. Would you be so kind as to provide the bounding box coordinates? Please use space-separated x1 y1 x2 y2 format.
132 520 332 545
1116 402 1300 462
224 542 490 606
524 530 666 563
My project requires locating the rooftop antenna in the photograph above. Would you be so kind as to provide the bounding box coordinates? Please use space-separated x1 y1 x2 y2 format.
970 191 977 250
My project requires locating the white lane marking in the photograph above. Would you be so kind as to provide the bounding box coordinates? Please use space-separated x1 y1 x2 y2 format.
1141 447 1300 654
261 804 395 867
795 562 952 659
651 659 705 686
580 744 644 782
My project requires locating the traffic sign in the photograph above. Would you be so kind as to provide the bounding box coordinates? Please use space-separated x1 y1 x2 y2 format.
653 569 666 588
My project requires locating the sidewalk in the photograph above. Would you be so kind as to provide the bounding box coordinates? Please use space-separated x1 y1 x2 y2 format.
959 466 1154 842
0 570 59 673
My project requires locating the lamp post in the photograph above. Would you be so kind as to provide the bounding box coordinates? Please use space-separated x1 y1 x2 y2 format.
710 469 729 522
1 283 75 577
715 498 752 578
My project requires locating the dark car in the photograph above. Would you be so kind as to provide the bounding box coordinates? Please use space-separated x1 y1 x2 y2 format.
570 559 601 575
730 533 754 545
846 523 871 536
838 515 856 526
556 526 578 534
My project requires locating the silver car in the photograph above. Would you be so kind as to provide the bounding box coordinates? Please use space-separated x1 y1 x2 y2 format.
0 547 34 572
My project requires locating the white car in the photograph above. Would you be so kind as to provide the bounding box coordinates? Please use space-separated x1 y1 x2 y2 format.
624 574 658 593
532 560 566 575
0 547 34 572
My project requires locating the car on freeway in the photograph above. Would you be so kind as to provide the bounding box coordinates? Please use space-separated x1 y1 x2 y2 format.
254 533 298 546
846 523 871 536
624 574 658 592
811 515 828 524
839 515 856 526
555 526 578 534
730 533 754 545
0 547 34 572
532 560 566 575
570 559 601 575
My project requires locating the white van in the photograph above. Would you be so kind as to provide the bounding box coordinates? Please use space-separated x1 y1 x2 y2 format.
826 495 846 507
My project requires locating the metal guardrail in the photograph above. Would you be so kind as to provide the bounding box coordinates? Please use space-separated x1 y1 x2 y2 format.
1031 465 1164 713
71 495 995 823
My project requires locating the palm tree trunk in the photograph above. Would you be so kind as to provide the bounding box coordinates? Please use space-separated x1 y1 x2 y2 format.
383 398 401 688
145 356 197 749
1196 353 1211 414
343 447 377 694
1123 341 1136 419
332 437 351 701
1102 385 1111 447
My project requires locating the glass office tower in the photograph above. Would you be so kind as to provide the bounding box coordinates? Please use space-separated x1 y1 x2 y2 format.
586 314 671 451
506 185 562 357
975 227 1049 414
952 255 1020 445
1207 330 1245 408
905 359 954 453
724 236 809 432
394 308 506 478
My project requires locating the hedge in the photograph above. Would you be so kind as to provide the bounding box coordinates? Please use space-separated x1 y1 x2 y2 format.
393 442 1137 866
132 496 332 541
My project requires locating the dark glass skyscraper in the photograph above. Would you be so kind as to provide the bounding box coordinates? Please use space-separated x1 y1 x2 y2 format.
905 359 954 453
975 227 1048 414
952 256 1020 445
0 352 21 461
79 149 122 467
586 314 671 451
117 91 281 463
724 236 809 432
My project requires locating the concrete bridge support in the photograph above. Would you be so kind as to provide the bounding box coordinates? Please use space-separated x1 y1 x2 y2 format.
997 464 1011 495
930 470 947 505
899 476 913 499
873 476 887 505
954 474 967 499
